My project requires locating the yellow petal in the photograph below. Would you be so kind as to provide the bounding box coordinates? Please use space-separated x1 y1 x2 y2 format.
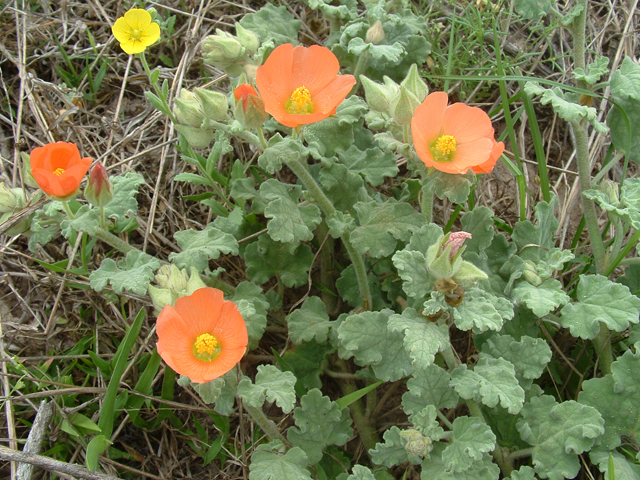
120 40 146 55
111 17 133 44
123 8 152 30
140 22 161 47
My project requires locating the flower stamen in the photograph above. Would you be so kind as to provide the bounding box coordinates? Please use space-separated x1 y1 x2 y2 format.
53 168 65 176
430 134 457 163
193 333 220 362
285 86 314 114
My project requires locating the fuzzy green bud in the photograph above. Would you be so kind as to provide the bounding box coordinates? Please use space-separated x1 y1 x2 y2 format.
391 84 421 125
426 232 486 286
235 23 260 54
84 163 113 208
522 260 543 286
361 75 398 113
365 20 386 45
400 429 433 461
600 179 620 205
174 89 206 128
401 64 429 102
174 124 216 149
0 183 20 213
149 264 207 313
146 7 158 21
201 30 244 64
193 88 229 122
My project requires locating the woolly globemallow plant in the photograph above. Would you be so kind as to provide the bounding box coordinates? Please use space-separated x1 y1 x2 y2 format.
255 43 356 128
30 142 92 199
156 287 248 384
411 91 504 175
111 8 160 55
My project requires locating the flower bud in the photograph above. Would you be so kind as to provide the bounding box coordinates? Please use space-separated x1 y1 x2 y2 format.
401 64 429 102
400 429 433 460
522 260 543 286
600 179 620 205
426 232 487 287
0 183 19 213
193 88 229 122
174 124 216 149
174 89 206 128
361 75 398 113
201 30 244 64
149 264 207 313
84 163 113 208
234 83 267 128
146 7 158 21
443 231 473 260
365 20 386 45
391 85 421 125
235 23 260 54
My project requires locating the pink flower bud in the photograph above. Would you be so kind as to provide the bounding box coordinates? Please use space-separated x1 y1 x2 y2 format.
234 83 267 128
443 231 472 259
85 163 113 208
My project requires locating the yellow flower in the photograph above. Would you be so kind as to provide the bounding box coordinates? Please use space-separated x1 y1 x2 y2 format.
112 9 160 55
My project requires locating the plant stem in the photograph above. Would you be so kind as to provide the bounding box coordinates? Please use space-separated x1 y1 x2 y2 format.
605 227 640 276
466 399 512 476
572 0 589 90
352 51 370 84
242 403 290 446
592 322 613 375
257 127 268 150
94 227 134 254
573 121 606 274
61 201 76 219
287 157 373 310
420 178 435 224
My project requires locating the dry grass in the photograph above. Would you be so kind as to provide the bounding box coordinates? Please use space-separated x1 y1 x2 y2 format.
0 0 639 478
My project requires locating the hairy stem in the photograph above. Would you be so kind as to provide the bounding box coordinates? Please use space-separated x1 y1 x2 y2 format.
242 403 290 446
287 157 372 310
94 227 134 254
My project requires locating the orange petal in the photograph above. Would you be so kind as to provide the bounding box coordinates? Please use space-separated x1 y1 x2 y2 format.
312 75 357 114
473 140 504 174
291 45 340 95
256 43 293 112
450 137 493 172
442 103 493 144
212 301 248 351
173 287 225 336
411 92 449 155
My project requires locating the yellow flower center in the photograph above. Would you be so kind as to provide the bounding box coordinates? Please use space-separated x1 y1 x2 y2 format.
128 28 142 41
285 86 314 114
430 134 457 162
53 168 65 176
193 333 221 362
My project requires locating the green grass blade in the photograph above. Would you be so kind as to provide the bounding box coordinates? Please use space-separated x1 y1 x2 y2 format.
98 308 145 439
127 350 162 423
335 381 382 410
521 81 550 202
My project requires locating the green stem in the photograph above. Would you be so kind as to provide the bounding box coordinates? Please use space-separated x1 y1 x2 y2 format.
352 51 371 84
316 221 339 315
257 127 268 150
592 322 613 375
139 52 178 125
572 0 589 90
604 227 640 276
242 403 290 445
287 157 372 310
94 227 134 254
420 177 435 224
61 201 76 220
440 345 459 371
467 399 511 476
573 121 606 274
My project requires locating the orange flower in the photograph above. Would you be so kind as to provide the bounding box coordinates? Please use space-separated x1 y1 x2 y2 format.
411 92 504 175
255 43 356 128
156 287 248 384
30 142 92 198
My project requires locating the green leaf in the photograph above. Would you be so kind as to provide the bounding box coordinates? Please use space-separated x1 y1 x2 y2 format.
608 102 640 164
174 172 212 186
169 224 239 272
287 389 353 464
351 199 427 258
512 196 558 261
481 335 552 386
237 365 297 413
509 466 537 480
524 83 608 134
513 0 552 18
260 179 322 245
428 170 477 204
453 287 514 333
442 416 496 472
249 446 313 480
320 163 369 213
610 56 640 102
326 211 356 238
258 134 307 174
516 395 605 480
402 364 459 413
105 172 146 223
420 443 500 480
392 224 443 298
89 250 160 295
303 0 357 20
388 308 450 370
281 340 333 391
244 235 314 288
232 281 270 348
60 205 100 237
286 296 332 344
337 309 414 382
560 274 640 339
573 56 610 85
86 435 111 472
579 349 640 450
451 355 525 414
337 145 399 187
239 4 301 46
460 207 495 255
346 465 376 480
512 278 570 317
179 375 225 404
369 426 409 468
590 450 640 480
534 248 575 279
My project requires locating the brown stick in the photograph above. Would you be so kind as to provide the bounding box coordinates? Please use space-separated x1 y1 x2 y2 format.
0 445 122 480
15 400 54 480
